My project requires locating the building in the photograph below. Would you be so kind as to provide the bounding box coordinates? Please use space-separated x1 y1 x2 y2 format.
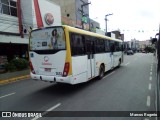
138 40 152 51
0 0 61 61
124 39 152 52
50 0 100 30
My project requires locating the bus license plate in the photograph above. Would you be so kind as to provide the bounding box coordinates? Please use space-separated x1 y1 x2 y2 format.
44 68 51 72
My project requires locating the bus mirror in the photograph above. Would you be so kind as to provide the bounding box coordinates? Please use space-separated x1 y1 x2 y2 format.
151 38 157 44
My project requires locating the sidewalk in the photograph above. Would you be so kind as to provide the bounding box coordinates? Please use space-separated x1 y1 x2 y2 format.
0 69 30 85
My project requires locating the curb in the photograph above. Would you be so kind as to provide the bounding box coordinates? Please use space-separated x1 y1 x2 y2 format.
0 75 30 85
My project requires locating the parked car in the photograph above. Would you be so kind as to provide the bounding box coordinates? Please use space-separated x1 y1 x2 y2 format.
127 50 134 55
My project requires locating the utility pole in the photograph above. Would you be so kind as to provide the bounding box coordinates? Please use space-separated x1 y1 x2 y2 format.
78 0 91 29
105 13 113 35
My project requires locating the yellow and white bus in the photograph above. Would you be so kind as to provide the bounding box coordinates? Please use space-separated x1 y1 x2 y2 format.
29 25 123 84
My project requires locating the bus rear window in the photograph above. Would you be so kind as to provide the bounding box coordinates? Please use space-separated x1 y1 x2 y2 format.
30 27 66 50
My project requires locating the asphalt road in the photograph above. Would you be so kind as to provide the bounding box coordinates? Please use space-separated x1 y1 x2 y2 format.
0 53 158 120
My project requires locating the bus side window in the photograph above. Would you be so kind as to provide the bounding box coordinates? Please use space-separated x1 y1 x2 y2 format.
115 42 120 51
70 33 86 56
81 36 86 54
96 39 105 53
105 40 110 52
110 41 115 52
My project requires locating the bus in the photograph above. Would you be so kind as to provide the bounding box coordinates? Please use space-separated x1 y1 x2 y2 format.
29 25 123 84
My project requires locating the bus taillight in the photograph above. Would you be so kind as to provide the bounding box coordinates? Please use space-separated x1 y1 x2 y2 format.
29 61 35 74
63 62 70 77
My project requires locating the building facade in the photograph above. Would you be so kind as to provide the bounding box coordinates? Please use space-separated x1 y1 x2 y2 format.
0 0 61 61
51 0 99 30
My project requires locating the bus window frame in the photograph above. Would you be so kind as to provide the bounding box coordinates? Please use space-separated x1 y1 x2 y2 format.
29 26 66 54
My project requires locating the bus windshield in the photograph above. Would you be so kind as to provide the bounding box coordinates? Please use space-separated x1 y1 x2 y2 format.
30 27 66 51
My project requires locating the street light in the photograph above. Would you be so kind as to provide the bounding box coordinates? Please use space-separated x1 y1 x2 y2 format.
105 13 113 35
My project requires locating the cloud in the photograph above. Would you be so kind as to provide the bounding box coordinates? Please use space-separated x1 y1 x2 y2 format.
89 0 160 40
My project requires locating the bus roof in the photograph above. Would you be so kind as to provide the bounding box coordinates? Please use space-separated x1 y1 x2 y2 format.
31 25 123 42
63 25 123 42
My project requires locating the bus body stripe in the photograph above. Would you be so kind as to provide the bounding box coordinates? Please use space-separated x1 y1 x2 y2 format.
64 26 72 75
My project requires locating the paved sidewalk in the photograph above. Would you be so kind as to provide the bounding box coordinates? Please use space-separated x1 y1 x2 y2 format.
0 69 30 85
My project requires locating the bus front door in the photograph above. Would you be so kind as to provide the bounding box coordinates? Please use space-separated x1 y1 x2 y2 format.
86 40 95 79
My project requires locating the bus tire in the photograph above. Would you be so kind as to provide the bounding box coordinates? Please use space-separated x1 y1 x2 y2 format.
98 65 105 80
118 59 121 67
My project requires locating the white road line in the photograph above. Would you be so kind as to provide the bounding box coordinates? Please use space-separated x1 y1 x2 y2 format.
150 72 152 76
148 83 152 90
125 62 130 66
103 71 115 79
147 96 151 107
150 68 152 72
31 103 61 120
0 92 15 99
149 76 152 81
144 119 149 120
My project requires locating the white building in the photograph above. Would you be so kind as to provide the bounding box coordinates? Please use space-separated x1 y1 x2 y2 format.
0 0 61 61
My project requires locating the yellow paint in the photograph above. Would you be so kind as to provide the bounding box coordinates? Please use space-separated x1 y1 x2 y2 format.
0 75 30 85
63 26 72 75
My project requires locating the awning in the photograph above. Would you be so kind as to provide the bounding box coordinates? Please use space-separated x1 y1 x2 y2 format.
0 35 29 44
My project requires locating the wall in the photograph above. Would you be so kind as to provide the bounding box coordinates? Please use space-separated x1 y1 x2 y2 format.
20 0 61 38
38 0 61 27
51 0 76 21
21 0 36 37
0 13 19 33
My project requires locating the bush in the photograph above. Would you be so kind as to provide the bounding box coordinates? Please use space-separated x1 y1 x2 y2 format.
5 63 16 72
11 58 29 70
5 58 29 71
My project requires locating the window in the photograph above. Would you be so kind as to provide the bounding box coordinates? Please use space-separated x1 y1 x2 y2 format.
0 0 17 17
70 33 85 56
115 42 120 51
110 41 115 52
0 2 2 13
115 42 123 51
95 38 105 53
105 40 110 52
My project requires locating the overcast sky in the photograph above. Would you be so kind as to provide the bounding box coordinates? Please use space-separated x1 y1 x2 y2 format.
89 0 160 41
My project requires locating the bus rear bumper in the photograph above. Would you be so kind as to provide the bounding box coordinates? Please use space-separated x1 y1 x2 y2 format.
30 73 73 84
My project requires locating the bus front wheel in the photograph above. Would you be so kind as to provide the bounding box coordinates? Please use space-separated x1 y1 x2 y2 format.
98 65 104 80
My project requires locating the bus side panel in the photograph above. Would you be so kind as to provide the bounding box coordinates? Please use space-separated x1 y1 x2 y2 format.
113 51 122 67
71 56 88 84
105 53 112 71
94 53 107 76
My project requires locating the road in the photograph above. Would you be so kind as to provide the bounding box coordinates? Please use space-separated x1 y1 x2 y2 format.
0 53 158 120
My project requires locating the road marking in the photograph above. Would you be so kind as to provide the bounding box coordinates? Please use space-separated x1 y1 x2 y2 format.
149 76 152 81
125 62 130 66
103 71 115 79
150 68 152 72
31 103 61 120
147 96 150 107
150 72 152 76
144 119 149 120
148 83 151 90
0 92 15 99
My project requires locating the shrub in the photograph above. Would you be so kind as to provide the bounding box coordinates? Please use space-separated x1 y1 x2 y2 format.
5 58 29 71
5 63 16 72
11 58 29 70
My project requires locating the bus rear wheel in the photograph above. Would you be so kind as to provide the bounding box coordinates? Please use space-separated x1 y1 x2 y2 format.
98 65 104 80
118 59 121 67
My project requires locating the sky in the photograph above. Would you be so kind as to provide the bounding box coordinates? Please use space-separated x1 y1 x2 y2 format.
89 0 160 41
